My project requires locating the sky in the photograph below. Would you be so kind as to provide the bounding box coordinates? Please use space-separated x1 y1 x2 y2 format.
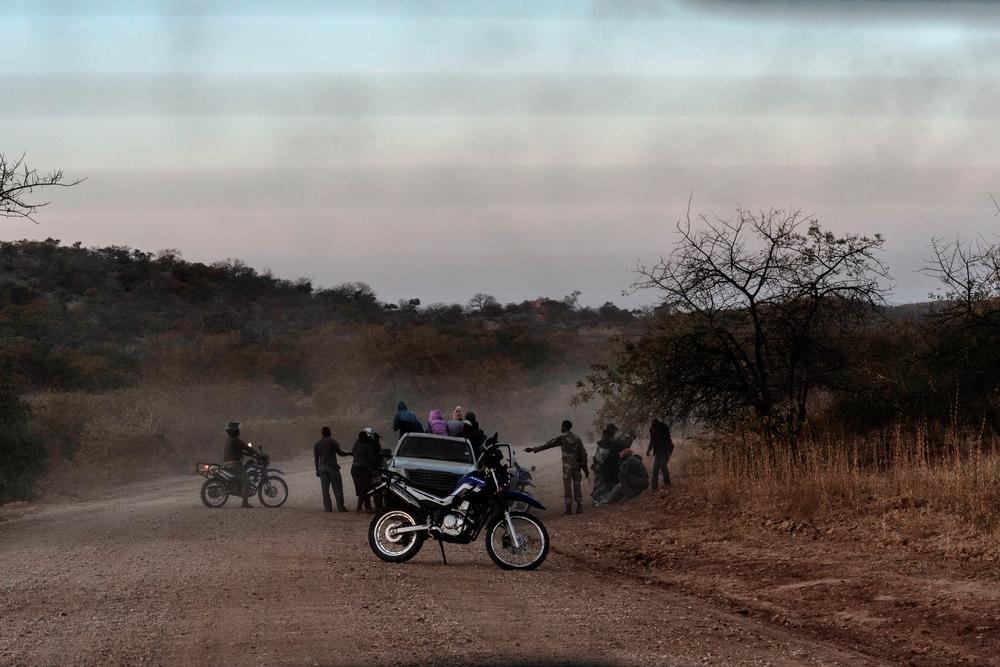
3 0 1000 306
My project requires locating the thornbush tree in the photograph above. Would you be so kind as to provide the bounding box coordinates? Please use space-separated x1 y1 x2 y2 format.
921 234 1000 424
579 206 892 446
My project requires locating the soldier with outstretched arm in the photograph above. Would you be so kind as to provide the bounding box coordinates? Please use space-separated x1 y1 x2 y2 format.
524 419 589 516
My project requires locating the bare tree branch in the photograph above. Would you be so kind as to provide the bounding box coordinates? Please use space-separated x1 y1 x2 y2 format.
1 153 84 223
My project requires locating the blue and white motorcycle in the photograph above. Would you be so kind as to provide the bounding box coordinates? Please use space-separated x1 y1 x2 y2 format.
197 445 288 508
366 436 549 570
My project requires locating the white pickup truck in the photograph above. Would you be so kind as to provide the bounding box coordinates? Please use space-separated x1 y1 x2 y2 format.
388 433 477 495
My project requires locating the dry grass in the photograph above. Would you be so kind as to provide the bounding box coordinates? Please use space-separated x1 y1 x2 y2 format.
677 428 1000 535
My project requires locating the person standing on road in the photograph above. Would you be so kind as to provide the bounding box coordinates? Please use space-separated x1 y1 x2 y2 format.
366 428 387 511
524 419 589 516
392 401 423 437
314 426 353 513
647 418 674 489
222 421 256 508
351 427 381 513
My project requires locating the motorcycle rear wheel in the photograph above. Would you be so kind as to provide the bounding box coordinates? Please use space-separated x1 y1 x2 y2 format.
485 511 549 570
200 479 230 508
369 509 424 563
257 476 288 508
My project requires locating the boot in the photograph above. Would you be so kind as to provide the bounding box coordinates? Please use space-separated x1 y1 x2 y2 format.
564 503 573 516
575 502 583 514
241 498 252 508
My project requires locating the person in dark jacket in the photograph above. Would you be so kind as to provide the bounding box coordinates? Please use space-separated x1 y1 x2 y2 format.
314 426 353 512
596 424 629 485
222 421 255 508
647 418 674 489
597 449 649 505
462 411 487 455
591 423 622 504
392 401 423 437
351 428 382 513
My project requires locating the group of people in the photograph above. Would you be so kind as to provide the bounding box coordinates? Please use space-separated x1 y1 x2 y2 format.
312 425 386 513
524 417 674 516
222 409 674 516
393 401 488 451
311 400 490 513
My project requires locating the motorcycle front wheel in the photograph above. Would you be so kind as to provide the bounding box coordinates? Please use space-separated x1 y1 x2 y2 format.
257 475 288 508
369 509 424 563
200 479 230 508
485 511 549 570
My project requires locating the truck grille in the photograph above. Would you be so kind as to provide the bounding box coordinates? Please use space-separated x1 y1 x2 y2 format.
406 470 462 494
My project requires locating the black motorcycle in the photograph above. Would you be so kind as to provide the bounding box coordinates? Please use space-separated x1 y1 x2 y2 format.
197 445 288 508
366 436 549 570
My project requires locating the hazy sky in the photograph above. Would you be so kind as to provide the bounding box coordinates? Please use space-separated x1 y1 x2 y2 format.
4 0 1000 305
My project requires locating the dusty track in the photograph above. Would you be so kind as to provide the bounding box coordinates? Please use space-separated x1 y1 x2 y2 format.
0 458 943 666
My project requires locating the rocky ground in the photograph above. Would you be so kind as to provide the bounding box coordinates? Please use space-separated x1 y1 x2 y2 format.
1 451 998 666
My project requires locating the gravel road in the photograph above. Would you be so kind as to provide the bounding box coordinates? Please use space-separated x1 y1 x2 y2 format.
1 460 885 666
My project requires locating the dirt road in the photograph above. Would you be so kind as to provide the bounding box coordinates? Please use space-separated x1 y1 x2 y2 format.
0 458 896 667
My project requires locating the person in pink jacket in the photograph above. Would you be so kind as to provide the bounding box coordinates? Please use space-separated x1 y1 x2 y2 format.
425 409 448 435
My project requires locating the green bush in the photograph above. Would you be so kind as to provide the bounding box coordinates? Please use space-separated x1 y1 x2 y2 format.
0 375 45 502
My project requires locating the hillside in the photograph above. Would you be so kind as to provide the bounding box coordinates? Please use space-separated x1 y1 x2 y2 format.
0 238 632 498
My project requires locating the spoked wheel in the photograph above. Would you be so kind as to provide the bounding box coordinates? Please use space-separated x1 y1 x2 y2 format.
369 510 424 563
200 479 230 508
257 476 288 508
485 511 549 570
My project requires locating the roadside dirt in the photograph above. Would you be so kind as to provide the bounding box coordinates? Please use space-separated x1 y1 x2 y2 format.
562 489 1000 666
1 452 997 666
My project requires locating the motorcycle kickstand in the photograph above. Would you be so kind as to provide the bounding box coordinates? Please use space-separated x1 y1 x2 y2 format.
437 538 447 565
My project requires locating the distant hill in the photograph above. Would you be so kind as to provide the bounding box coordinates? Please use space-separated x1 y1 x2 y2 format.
0 238 635 393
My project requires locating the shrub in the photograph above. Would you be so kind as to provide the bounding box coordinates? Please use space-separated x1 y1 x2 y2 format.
0 375 45 502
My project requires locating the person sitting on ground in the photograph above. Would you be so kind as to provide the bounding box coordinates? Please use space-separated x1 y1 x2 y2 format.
591 423 621 505
446 405 466 436
596 448 649 506
426 409 449 436
351 427 382 513
314 426 353 513
222 421 256 508
392 400 423 437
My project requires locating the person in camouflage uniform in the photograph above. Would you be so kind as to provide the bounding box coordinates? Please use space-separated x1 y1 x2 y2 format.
525 419 589 516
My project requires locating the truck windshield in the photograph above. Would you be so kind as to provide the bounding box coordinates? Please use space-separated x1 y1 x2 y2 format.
396 436 474 464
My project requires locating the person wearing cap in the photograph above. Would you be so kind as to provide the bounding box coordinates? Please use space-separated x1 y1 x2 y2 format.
222 421 255 508
351 427 382 513
524 419 589 516
314 426 353 512
595 448 650 506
